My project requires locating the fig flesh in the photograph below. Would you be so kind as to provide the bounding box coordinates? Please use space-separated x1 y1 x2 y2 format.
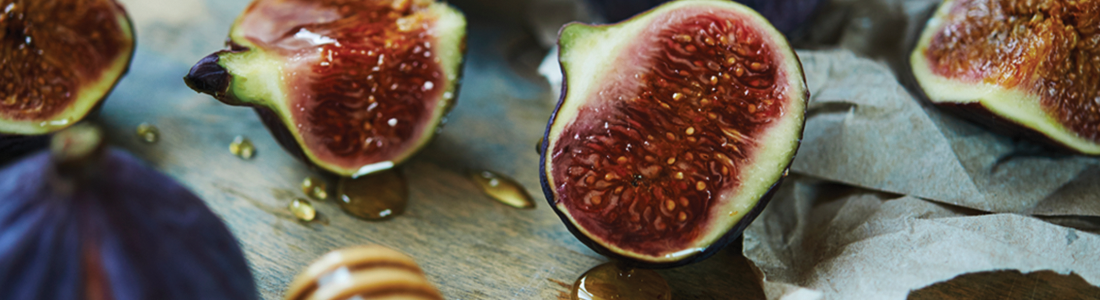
584 0 824 34
541 0 807 267
0 125 257 300
0 0 135 136
911 0 1100 155
185 0 466 177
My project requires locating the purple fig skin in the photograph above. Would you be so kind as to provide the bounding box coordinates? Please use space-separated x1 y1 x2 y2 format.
183 53 232 101
0 149 259 300
0 134 50 165
183 51 241 106
585 0 824 34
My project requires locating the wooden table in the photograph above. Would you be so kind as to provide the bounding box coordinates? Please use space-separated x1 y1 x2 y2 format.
102 0 765 298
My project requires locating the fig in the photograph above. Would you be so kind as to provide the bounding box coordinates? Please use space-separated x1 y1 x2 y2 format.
284 245 442 300
0 0 135 156
910 0 1100 155
584 0 824 34
0 125 257 299
540 0 808 267
184 0 466 177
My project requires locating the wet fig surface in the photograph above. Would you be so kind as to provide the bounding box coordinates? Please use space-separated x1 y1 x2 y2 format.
0 125 257 300
541 0 808 267
911 0 1100 155
184 0 466 177
0 0 135 157
584 0 824 34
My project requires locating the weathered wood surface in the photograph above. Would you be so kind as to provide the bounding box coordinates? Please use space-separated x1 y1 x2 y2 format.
101 0 765 299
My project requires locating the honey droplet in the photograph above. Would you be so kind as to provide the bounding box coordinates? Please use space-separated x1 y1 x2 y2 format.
337 169 408 220
572 263 671 300
301 176 329 200
536 137 545 155
468 169 535 209
135 123 159 143
229 136 255 159
288 198 316 221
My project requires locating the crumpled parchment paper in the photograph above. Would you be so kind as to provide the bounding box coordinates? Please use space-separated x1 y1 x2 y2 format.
743 175 1100 300
790 0 1100 216
792 49 1099 215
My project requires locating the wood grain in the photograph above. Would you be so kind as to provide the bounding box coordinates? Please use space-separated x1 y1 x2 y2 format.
99 0 767 299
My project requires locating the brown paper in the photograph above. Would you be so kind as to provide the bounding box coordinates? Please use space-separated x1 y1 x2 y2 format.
792 49 1098 214
743 176 1100 300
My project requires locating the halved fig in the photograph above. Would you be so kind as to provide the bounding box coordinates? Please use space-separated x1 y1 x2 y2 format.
0 0 135 152
540 0 807 267
184 0 466 177
911 0 1100 155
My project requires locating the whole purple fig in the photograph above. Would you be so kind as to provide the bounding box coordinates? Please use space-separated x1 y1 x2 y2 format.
585 0 824 34
0 125 257 300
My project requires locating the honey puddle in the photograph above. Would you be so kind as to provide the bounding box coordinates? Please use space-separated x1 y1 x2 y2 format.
468 170 536 209
337 169 408 220
572 263 671 300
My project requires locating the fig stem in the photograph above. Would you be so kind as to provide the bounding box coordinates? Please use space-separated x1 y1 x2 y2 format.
50 124 106 173
184 53 231 98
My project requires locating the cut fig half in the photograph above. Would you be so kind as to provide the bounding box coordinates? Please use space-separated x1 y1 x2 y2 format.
540 0 807 267
0 0 135 135
911 0 1100 155
185 0 466 177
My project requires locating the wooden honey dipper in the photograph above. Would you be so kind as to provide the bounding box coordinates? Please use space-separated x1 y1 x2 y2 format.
284 245 443 300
